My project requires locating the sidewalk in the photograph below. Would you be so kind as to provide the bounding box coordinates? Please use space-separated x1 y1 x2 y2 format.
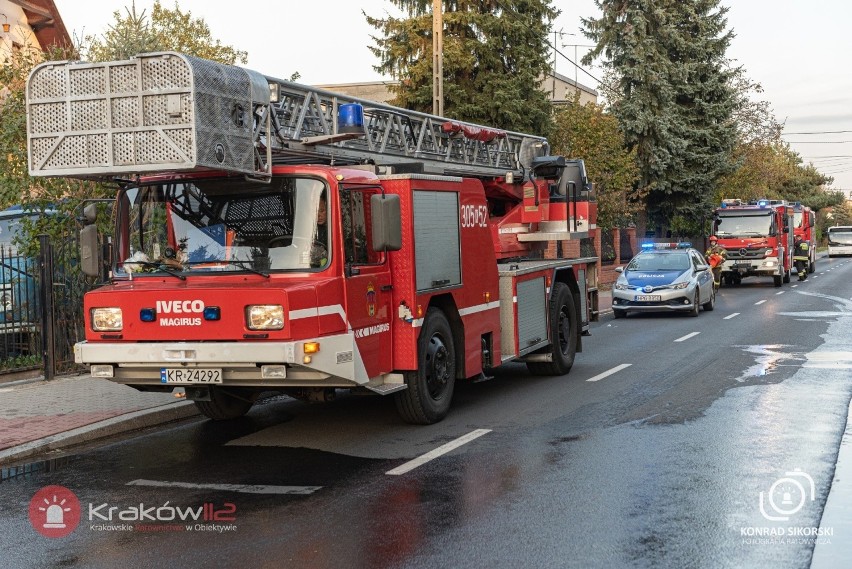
0 375 198 466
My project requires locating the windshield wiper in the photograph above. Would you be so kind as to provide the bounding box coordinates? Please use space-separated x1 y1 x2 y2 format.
124 261 186 280
222 260 270 278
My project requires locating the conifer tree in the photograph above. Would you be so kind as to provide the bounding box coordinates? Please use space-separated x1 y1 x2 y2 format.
583 0 737 232
366 0 557 136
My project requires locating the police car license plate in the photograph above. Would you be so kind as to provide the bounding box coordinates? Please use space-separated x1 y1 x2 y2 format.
635 295 661 302
160 368 222 383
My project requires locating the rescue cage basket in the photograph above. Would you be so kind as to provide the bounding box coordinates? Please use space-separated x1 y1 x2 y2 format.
26 52 550 181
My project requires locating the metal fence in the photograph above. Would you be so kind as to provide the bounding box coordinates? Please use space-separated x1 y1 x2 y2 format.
0 229 92 379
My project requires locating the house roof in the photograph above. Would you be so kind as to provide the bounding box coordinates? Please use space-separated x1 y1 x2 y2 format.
8 0 71 48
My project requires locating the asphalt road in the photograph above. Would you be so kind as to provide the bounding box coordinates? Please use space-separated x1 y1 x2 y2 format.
2 257 852 569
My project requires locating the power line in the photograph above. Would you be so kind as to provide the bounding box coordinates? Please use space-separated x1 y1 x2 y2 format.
787 141 852 144
549 43 602 84
784 129 852 135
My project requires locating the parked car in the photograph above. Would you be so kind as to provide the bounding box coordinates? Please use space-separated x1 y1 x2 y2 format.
0 206 55 356
612 242 715 318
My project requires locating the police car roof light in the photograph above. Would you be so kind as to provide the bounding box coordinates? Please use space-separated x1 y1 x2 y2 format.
641 242 691 250
757 199 769 207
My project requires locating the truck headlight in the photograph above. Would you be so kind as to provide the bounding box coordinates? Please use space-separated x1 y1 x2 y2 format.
91 307 123 331
247 305 284 330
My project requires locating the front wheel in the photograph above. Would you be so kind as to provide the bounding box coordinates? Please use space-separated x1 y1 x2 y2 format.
702 287 715 311
194 387 256 420
527 282 578 376
395 308 456 424
773 274 783 287
689 290 700 317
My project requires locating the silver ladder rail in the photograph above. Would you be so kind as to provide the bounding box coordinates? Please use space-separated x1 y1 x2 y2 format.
256 79 549 179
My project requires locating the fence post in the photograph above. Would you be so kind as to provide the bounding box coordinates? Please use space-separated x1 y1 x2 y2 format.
38 234 55 381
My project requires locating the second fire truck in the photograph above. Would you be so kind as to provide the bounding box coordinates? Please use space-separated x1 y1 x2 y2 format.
713 199 794 287
27 52 598 424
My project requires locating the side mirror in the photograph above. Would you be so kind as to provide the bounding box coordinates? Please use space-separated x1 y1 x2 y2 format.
696 264 710 272
82 203 98 225
371 193 402 252
80 224 100 277
614 266 624 273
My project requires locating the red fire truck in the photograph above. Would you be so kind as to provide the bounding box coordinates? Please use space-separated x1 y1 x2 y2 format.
792 203 816 274
26 52 598 424
713 199 794 287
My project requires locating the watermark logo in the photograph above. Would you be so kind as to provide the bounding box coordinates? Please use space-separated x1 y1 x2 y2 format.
759 468 815 521
29 485 81 538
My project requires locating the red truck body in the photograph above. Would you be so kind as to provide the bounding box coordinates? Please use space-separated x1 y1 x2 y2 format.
27 52 598 424
792 204 817 273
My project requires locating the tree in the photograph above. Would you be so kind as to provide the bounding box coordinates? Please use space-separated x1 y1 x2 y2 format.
84 1 247 65
1 3 251 255
583 0 738 233
366 0 557 136
550 97 643 230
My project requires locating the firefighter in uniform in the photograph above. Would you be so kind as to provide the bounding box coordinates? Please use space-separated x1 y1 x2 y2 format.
793 235 809 280
705 236 727 289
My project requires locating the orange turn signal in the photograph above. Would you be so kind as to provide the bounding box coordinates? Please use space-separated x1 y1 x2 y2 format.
304 342 320 354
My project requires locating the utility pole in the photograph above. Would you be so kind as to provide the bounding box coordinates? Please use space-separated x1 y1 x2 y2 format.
551 28 562 101
432 0 443 116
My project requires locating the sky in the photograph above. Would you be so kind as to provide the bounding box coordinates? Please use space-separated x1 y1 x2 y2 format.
54 0 852 191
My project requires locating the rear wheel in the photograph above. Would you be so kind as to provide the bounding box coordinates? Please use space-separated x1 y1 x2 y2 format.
194 387 256 420
527 282 578 376
395 308 456 424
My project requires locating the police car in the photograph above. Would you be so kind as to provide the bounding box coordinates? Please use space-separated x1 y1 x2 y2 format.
612 242 716 318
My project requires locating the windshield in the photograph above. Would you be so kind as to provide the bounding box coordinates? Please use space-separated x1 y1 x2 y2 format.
828 227 852 245
714 213 772 237
114 176 329 277
0 215 31 250
793 211 803 229
627 252 690 272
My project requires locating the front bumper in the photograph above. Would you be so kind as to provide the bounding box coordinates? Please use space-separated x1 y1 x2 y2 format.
612 287 697 312
721 257 782 277
74 335 372 388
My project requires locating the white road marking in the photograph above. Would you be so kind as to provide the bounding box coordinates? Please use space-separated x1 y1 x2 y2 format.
755 300 767 305
776 291 785 295
792 285 798 288
724 313 740 320
674 332 700 342
586 363 632 383
386 429 492 476
126 479 321 494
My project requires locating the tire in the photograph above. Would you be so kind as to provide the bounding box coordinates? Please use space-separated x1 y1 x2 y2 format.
527 282 578 376
783 270 791 284
194 387 255 420
809 260 815 273
689 290 700 317
702 286 715 311
613 308 626 319
395 308 456 424
773 274 783 287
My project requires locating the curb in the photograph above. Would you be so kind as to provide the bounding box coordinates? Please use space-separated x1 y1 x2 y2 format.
0 400 200 466
811 396 852 567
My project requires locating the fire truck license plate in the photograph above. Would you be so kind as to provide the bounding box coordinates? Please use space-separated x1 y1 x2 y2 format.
635 295 661 302
160 368 222 383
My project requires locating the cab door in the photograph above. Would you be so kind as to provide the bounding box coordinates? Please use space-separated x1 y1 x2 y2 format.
339 187 393 377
